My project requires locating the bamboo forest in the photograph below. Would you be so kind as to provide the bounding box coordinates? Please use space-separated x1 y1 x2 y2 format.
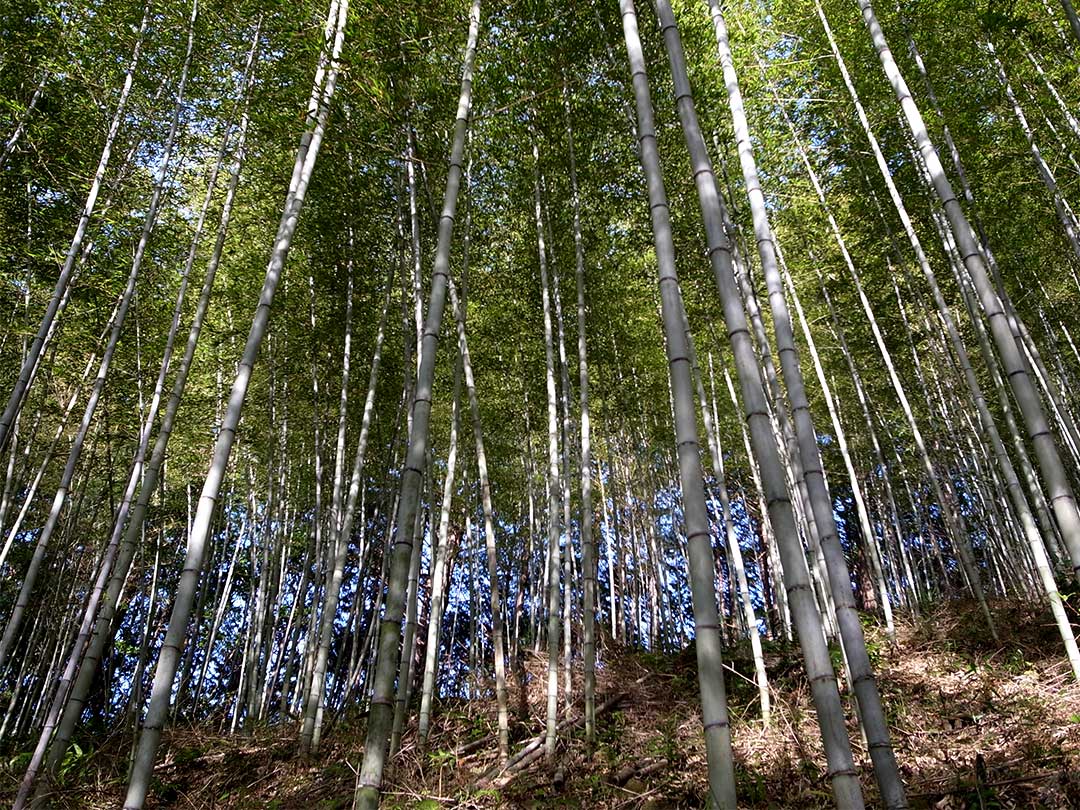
8 0 1080 806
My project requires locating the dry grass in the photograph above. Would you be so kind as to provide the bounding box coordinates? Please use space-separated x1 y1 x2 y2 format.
4 599 1080 808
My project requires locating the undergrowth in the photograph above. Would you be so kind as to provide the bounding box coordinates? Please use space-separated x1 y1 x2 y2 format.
3 600 1079 808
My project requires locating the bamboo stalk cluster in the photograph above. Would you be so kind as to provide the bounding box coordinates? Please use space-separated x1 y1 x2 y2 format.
0 0 1078 807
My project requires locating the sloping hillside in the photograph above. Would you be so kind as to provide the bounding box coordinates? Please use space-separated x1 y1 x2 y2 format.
9 601 1080 809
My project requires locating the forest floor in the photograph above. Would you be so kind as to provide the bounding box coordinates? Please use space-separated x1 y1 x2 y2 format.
7 599 1080 809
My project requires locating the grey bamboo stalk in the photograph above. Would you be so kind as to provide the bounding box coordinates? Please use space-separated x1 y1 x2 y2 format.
903 32 993 268
749 45 898 633
739 272 838 639
299 267 354 756
657 0 859 801
244 460 276 730
45 41 257 771
794 96 990 633
55 0 212 691
911 183 1054 583
858 406 920 612
620 1 737 803
1032 105 1080 201
343 377 408 706
859 0 1080 588
300 277 326 720
448 273 509 760
194 514 246 709
295 0 355 707
311 265 391 750
391 147 447 750
407 125 424 380
511 491 530 664
819 0 995 608
0 603 44 740
535 142 563 764
1012 314 1080 469
23 557 83 736
697 347 771 725
132 491 164 730
0 3 191 674
0 342 101 574
337 272 409 712
122 2 347 804
704 3 905 804
1059 0 1080 45
258 475 294 719
417 354 462 749
1022 45 1080 147
939 36 1080 509
859 143 1079 654
0 70 47 170
550 208 575 709
725 366 791 641
0 382 35 546
14 6 214 797
781 262 895 636
599 453 617 638
520 410 540 654
389 196 433 760
563 82 597 743
715 158 836 642
354 3 479 803
935 251 1080 670
0 0 151 455
987 41 1080 265
774 7 927 618
822 262 994 626
525 407 544 652
444 142 506 751
329 269 354 543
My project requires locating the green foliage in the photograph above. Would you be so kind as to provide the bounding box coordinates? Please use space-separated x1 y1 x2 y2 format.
1004 648 1034 675
827 642 846 678
6 751 32 773
862 634 885 670
151 775 181 802
645 714 680 762
173 745 205 768
426 748 456 768
57 741 90 783
736 770 768 804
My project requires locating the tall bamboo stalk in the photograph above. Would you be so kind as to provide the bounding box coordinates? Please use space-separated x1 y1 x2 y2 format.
621 1 738 802
704 2 905 804
354 3 479 803
0 0 153 455
121 3 347 804
859 0 1080 589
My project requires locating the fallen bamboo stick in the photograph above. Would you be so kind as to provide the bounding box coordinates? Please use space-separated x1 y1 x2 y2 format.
477 692 625 787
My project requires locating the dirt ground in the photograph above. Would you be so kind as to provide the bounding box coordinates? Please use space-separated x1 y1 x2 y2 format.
6 599 1080 808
